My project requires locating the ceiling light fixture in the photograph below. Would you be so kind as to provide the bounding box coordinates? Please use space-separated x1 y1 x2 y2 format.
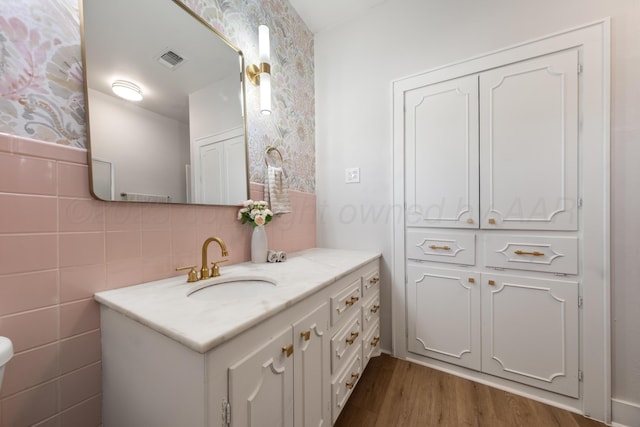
246 25 271 115
111 80 143 102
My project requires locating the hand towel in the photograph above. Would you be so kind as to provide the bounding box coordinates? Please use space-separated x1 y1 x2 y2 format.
267 250 279 263
277 251 287 262
265 166 292 215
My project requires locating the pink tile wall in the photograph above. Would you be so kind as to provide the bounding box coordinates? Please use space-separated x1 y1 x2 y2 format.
0 133 316 427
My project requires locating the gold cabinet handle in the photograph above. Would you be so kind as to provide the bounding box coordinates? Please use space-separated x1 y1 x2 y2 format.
175 265 198 283
371 336 380 347
428 245 451 251
345 331 359 345
488 280 496 286
368 276 380 285
488 218 496 224
514 250 545 256
300 331 311 341
370 304 380 314
468 278 475 283
466 218 474 224
345 295 360 307
282 344 293 357
345 373 360 389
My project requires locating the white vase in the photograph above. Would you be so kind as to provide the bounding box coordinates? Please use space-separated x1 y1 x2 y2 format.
251 225 268 263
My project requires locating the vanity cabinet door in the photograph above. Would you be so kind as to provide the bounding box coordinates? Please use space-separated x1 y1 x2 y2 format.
228 326 294 427
293 303 330 427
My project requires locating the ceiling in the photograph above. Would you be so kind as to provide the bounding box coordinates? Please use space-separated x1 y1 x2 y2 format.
288 0 388 33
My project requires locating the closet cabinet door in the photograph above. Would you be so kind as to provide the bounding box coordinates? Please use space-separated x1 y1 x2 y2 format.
481 273 579 398
406 263 481 370
479 49 579 230
405 75 480 228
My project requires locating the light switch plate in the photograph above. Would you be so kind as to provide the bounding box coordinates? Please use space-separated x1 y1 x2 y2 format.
345 168 360 183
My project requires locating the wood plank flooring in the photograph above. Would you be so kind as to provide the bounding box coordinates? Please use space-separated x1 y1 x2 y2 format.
334 354 607 427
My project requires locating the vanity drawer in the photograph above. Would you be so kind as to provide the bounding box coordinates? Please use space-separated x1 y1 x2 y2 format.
331 313 362 375
484 235 578 275
362 269 380 298
362 292 380 335
406 229 476 266
331 348 363 424
331 278 362 326
362 319 381 368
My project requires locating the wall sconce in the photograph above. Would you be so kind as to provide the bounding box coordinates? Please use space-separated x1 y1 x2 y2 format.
246 25 271 115
111 80 143 102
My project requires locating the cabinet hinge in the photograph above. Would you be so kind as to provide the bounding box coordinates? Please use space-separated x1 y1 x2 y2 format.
578 197 583 208
578 297 583 308
578 370 584 381
578 63 583 74
222 399 231 426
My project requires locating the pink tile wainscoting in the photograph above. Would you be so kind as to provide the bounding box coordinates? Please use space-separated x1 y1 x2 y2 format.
0 133 316 426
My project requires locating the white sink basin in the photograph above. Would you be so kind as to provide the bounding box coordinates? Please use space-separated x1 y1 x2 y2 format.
0 336 13 390
187 276 277 301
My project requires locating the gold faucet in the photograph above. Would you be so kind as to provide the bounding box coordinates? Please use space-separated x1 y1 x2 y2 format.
201 237 229 279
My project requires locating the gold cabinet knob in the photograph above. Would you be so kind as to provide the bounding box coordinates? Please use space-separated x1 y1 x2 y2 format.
370 304 380 314
488 280 496 286
468 278 475 284
300 331 311 341
371 336 380 347
488 218 496 224
281 344 293 357
466 218 474 224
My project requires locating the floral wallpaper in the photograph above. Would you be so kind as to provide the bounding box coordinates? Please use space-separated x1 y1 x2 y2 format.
0 0 316 193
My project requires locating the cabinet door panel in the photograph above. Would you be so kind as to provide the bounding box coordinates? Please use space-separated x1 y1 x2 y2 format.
407 264 481 370
229 326 294 427
405 75 480 228
480 49 579 230
481 274 579 397
293 303 329 427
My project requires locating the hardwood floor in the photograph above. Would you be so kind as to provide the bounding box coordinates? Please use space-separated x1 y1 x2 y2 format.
334 354 607 427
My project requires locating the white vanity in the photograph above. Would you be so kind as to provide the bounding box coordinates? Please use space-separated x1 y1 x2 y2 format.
95 248 381 427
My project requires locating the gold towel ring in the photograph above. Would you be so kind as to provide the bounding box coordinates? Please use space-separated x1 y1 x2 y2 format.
265 146 285 169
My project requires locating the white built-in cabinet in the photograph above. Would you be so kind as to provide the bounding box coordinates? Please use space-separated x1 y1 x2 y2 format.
404 49 582 398
99 260 380 427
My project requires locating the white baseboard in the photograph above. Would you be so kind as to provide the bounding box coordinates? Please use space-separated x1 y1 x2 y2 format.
611 398 640 427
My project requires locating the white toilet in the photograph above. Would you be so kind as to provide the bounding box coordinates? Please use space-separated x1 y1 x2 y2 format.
0 336 13 391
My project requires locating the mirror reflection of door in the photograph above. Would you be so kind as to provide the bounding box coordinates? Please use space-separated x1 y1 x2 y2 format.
194 128 246 205
91 158 114 200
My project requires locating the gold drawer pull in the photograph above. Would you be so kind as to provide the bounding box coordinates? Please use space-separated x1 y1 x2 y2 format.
371 336 380 347
368 277 380 285
345 373 360 389
282 345 293 357
488 218 496 224
370 304 380 313
514 250 545 256
429 245 451 251
488 280 496 286
300 331 311 341
346 331 359 345
345 296 360 306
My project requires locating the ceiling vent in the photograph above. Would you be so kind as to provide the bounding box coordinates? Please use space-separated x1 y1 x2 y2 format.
156 49 187 70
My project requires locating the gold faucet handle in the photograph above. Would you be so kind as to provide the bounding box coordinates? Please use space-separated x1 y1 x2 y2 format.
176 265 199 283
210 259 229 277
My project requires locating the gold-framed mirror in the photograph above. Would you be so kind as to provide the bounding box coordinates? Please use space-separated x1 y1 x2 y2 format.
81 0 248 205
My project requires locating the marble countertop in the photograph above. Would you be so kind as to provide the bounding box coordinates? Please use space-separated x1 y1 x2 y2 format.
94 248 380 353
